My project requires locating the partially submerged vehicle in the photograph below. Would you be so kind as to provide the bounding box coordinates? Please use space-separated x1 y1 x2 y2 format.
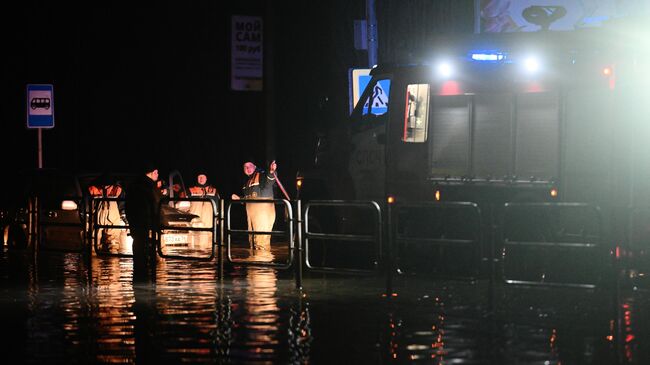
3 168 93 250
83 170 209 255
1 169 203 255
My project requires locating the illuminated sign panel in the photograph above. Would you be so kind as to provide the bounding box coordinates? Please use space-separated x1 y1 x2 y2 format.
349 68 371 114
349 68 391 116
26 84 54 129
479 0 645 32
231 15 263 91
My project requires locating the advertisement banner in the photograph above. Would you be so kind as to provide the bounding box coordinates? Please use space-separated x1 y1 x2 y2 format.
231 15 263 91
479 0 644 32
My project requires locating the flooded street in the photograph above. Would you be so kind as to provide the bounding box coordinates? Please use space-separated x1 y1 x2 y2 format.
1 248 649 364
3 2 649 364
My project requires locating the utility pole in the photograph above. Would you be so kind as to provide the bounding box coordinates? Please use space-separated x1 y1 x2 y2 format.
366 0 378 67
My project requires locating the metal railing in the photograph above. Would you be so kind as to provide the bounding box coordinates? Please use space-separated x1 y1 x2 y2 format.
390 201 484 280
21 196 624 296
157 197 219 261
226 199 294 269
501 202 605 289
623 207 650 287
303 200 382 274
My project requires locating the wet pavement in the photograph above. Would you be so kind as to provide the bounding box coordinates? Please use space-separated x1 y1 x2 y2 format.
1 247 649 364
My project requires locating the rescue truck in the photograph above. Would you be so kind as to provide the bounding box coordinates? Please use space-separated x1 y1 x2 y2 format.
301 20 648 213
296 20 650 279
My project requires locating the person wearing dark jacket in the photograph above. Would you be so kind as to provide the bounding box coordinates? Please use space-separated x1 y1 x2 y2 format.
125 165 162 280
232 160 277 251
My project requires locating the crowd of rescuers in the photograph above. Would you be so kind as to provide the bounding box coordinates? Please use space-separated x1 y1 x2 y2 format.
85 160 282 276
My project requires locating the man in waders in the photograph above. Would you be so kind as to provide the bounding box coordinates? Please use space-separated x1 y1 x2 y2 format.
231 160 277 252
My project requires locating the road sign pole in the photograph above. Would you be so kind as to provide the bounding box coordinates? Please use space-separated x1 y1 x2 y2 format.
38 129 43 168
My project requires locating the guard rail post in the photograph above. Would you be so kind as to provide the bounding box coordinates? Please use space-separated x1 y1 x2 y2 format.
488 203 497 315
385 200 394 296
218 198 225 279
295 199 303 290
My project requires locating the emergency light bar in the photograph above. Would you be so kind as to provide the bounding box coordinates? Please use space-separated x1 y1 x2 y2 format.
470 52 506 61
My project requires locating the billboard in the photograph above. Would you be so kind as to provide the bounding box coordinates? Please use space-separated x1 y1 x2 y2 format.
479 0 646 32
231 15 263 91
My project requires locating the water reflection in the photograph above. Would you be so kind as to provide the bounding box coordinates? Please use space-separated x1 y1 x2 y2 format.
1 248 650 364
289 297 312 363
231 266 283 362
153 258 222 363
382 285 494 364
87 256 136 362
618 294 650 365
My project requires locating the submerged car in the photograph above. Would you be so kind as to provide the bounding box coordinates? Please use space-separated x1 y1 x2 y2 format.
2 168 91 250
2 169 202 254
79 171 205 255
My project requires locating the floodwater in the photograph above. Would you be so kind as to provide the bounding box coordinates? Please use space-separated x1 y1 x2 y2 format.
1 246 649 364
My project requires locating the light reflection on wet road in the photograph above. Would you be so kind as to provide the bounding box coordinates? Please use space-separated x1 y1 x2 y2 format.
0 249 648 364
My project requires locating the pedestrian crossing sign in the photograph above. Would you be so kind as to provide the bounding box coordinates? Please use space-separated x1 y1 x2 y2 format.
349 68 391 116
362 79 390 116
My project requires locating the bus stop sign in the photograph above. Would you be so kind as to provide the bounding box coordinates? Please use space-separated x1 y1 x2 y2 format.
26 84 54 129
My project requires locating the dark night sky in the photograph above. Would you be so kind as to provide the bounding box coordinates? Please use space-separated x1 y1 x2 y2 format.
1 0 474 196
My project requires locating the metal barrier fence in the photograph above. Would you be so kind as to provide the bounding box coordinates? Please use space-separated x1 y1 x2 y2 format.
157 197 219 261
303 200 382 274
89 196 220 261
624 207 650 287
390 201 484 280
17 197 624 294
226 199 294 269
501 202 606 289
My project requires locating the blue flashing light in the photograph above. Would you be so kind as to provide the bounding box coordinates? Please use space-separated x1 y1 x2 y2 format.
470 52 506 62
